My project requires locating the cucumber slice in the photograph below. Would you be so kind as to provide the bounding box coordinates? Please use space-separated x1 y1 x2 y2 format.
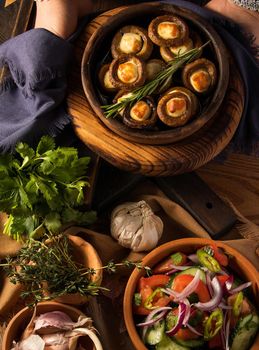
173 337 205 348
230 313 259 350
166 311 178 331
145 320 165 345
156 335 189 350
177 267 206 283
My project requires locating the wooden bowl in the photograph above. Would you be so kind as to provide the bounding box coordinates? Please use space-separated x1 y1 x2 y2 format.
81 2 229 145
51 234 103 305
123 238 259 350
2 301 98 350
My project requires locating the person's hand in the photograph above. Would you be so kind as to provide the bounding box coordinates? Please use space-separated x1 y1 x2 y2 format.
34 0 93 39
206 0 259 46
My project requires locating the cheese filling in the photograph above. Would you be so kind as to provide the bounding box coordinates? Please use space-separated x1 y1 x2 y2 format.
190 69 211 92
104 71 115 89
119 33 143 54
166 97 187 117
157 21 180 40
117 60 139 84
170 38 193 55
130 101 151 121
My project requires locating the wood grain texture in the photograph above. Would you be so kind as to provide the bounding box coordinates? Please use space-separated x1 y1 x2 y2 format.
67 5 244 177
0 0 34 81
198 154 259 225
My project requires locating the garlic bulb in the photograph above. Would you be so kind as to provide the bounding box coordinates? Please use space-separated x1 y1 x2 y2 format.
111 200 163 252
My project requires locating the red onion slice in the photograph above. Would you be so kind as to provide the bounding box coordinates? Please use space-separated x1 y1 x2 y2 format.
225 317 230 350
194 276 223 311
186 323 203 337
182 298 191 326
219 302 232 310
188 254 199 264
165 264 192 275
139 306 172 341
162 288 179 298
173 270 201 302
136 307 172 327
225 275 234 291
206 271 213 297
229 281 252 294
166 303 186 336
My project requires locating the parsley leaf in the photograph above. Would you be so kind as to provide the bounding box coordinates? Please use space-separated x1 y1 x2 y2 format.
0 136 96 241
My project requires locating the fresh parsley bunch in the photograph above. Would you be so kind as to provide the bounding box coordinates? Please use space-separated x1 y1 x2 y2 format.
0 136 96 241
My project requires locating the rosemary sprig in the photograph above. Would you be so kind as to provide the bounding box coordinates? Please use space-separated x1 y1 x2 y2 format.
101 43 209 119
0 235 151 306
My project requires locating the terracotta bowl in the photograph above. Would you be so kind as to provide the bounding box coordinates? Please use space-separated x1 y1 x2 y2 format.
82 2 229 145
2 301 98 350
123 238 259 350
52 234 103 305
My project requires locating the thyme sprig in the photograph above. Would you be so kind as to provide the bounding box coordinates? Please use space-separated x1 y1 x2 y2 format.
0 235 151 306
101 43 209 119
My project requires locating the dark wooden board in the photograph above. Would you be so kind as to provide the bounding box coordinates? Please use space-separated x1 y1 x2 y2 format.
67 5 245 177
0 0 34 80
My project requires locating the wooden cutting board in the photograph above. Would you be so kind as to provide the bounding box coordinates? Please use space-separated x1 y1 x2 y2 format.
0 0 34 81
67 5 245 177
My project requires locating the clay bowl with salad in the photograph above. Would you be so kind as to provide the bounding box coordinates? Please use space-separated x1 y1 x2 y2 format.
123 238 259 350
81 2 229 145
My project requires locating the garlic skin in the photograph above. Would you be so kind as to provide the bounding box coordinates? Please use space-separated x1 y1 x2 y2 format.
111 200 163 252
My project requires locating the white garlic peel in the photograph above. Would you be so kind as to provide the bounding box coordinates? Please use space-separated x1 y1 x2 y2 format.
111 200 163 252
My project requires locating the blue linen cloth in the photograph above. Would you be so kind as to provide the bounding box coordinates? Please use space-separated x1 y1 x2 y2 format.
0 1 258 154
0 28 73 152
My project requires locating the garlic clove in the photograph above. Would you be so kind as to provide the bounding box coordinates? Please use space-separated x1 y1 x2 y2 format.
111 201 163 252
11 335 45 350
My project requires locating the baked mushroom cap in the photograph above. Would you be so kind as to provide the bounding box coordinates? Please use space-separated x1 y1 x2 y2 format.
182 58 217 94
160 32 202 62
113 90 134 117
98 63 118 93
145 59 166 82
148 15 189 47
157 86 199 127
109 55 146 91
123 96 157 129
111 25 153 60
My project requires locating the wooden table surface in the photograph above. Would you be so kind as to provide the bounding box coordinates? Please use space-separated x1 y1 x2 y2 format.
0 0 258 226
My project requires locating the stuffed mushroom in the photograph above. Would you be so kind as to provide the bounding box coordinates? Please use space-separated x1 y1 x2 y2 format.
160 32 202 62
157 86 199 127
109 55 146 91
98 63 118 93
123 96 157 129
111 25 153 60
148 15 189 47
182 58 217 94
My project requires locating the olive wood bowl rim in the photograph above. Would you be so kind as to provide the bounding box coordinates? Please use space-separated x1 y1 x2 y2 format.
123 238 259 350
81 2 229 145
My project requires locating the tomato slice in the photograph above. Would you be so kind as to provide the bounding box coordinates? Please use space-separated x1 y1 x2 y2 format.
153 296 171 308
153 252 188 273
138 275 170 290
174 328 200 340
217 275 229 288
172 274 210 303
209 243 229 266
208 333 222 349
140 285 153 302
133 305 151 315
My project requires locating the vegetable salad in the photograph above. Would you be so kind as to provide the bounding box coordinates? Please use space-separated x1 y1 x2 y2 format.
133 244 259 350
